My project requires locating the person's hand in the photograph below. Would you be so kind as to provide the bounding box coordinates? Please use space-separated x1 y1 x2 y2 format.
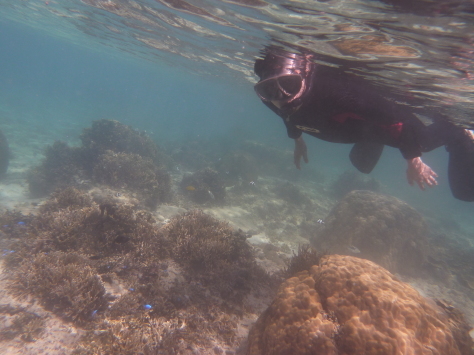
294 136 309 169
406 157 438 190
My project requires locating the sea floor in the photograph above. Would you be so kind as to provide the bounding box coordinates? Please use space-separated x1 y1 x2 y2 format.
1 120 474 354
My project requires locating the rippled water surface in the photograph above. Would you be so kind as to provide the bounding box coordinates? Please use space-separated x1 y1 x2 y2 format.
1 0 474 125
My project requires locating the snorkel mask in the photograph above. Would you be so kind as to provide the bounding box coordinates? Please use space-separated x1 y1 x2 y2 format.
254 48 314 109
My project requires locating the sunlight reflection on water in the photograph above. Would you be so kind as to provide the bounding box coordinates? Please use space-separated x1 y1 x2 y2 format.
1 0 473 124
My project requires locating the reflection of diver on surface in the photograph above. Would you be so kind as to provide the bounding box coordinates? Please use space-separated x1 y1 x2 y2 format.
375 0 474 16
253 47 474 201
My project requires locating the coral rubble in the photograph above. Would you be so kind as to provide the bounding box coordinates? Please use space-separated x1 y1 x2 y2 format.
247 255 474 355
312 190 428 275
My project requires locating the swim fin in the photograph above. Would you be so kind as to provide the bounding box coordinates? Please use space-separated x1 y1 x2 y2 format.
349 141 384 174
448 136 474 202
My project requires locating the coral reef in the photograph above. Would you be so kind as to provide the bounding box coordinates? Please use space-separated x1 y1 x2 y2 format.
79 119 163 166
330 170 380 199
0 305 44 342
1 188 274 353
0 129 10 177
26 119 172 206
9 252 107 325
39 185 94 213
312 190 428 275
180 168 225 204
247 255 474 355
284 244 325 277
26 141 87 197
93 150 171 207
2 187 167 268
162 209 266 303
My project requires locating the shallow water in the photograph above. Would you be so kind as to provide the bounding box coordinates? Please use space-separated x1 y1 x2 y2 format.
0 0 474 354
2 0 473 118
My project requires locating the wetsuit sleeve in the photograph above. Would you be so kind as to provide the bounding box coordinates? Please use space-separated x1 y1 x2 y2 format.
398 122 422 160
262 101 303 139
283 119 303 139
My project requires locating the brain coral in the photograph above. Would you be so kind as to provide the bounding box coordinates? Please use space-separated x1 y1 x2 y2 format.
247 255 473 355
312 190 428 275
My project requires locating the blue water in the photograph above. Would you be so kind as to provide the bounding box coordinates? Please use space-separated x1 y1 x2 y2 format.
0 18 269 142
1 16 473 227
1 3 474 353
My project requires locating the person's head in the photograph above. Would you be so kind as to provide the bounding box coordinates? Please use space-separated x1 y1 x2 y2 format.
254 47 315 109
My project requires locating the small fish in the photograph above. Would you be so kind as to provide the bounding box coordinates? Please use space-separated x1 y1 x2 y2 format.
115 192 122 197
185 185 196 191
208 190 215 199
317 219 324 224
143 304 153 310
347 245 361 254
91 310 98 319
249 181 256 186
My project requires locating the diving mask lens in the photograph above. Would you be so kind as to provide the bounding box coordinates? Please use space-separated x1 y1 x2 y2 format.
278 75 302 96
255 74 303 102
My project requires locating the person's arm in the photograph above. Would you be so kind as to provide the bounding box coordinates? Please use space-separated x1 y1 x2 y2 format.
294 136 308 169
277 114 308 169
406 157 438 190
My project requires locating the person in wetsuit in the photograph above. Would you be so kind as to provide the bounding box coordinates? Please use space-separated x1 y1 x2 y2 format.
254 47 474 201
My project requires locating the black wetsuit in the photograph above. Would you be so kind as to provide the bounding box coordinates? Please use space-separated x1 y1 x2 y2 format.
256 54 474 200
264 66 457 161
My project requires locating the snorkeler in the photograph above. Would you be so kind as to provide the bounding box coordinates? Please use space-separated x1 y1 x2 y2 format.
254 47 474 201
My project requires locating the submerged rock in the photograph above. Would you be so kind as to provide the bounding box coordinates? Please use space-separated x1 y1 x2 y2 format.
312 190 428 275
